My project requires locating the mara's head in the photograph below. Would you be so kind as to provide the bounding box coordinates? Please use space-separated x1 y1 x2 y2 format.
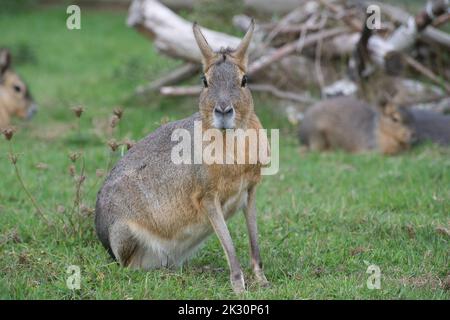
193 21 254 130
376 96 416 152
0 48 37 127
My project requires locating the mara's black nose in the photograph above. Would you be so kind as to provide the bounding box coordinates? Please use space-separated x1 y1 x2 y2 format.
214 105 234 116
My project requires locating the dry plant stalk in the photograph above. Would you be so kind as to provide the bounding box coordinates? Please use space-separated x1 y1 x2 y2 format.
2 128 51 226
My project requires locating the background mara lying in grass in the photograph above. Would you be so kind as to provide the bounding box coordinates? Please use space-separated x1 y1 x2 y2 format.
0 1 449 299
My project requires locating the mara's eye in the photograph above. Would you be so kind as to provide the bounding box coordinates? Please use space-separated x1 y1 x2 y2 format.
201 75 208 88
13 85 22 93
241 75 247 87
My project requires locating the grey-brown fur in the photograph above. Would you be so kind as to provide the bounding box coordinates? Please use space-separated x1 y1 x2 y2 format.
95 114 203 261
411 109 450 146
299 96 416 155
95 21 269 294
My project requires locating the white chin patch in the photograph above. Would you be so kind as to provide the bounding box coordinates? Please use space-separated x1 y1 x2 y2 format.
26 103 38 119
213 114 235 129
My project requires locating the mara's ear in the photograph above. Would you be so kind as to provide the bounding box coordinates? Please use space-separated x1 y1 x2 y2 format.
0 49 12 75
193 22 215 69
233 19 254 68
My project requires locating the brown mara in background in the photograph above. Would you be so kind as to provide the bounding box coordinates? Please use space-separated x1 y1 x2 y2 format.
0 49 37 129
298 96 417 155
298 96 450 155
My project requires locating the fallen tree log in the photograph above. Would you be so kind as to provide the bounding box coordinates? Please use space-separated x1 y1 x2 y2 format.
128 0 347 91
160 85 200 96
128 0 449 112
160 84 317 104
320 1 403 74
127 0 244 63
347 0 450 89
128 0 338 73
383 0 449 52
262 3 320 45
321 32 360 57
323 76 446 104
262 54 338 91
338 0 449 79
433 13 450 27
368 0 450 49
135 63 199 95
248 27 348 75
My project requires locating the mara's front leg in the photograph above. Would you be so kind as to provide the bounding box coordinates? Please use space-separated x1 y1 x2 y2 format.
244 185 269 287
205 194 245 294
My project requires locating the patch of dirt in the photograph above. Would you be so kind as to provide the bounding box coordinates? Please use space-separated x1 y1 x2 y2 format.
398 273 447 290
404 224 416 239
0 229 22 245
349 246 367 256
443 275 450 291
435 226 450 237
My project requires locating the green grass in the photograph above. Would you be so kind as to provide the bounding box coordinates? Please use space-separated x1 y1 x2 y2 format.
0 6 449 300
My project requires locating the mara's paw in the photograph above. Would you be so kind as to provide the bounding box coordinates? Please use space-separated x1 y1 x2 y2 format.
231 272 246 294
255 272 270 288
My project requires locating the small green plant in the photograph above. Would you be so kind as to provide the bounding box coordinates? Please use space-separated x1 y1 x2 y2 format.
2 127 51 226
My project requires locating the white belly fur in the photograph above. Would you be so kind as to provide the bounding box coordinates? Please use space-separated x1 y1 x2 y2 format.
128 181 249 269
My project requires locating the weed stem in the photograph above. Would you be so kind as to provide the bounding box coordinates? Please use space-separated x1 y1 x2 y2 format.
8 143 51 225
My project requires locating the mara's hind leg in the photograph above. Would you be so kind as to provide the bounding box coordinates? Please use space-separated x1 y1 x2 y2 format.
109 221 173 270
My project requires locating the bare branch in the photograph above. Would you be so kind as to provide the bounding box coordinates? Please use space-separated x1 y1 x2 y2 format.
160 84 316 104
402 54 450 94
135 63 199 95
248 27 348 76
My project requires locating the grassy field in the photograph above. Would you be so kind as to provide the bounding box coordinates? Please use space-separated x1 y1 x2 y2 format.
0 5 449 300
